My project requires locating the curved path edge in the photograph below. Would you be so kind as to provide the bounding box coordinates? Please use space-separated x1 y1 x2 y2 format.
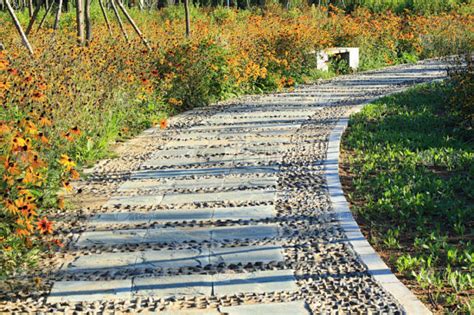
324 96 432 315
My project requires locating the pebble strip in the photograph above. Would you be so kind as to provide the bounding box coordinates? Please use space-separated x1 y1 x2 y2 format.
0 60 447 314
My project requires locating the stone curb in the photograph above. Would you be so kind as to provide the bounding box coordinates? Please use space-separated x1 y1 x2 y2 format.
324 99 432 315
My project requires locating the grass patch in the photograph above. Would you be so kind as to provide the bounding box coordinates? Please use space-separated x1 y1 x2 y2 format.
341 82 473 313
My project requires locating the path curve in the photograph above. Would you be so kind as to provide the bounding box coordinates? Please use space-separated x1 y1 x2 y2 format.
46 60 446 314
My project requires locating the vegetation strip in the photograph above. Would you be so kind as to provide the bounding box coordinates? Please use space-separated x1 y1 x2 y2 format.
340 78 473 313
325 102 431 315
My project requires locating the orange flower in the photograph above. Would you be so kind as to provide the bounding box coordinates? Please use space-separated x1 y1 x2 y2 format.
160 118 168 129
70 168 80 180
4 158 21 175
32 91 47 102
16 228 31 237
61 131 74 142
39 115 52 127
52 239 64 248
59 154 76 170
37 217 53 234
0 122 10 135
69 126 81 136
62 181 73 192
11 136 27 151
37 132 49 144
57 197 65 210
22 167 42 185
4 199 19 215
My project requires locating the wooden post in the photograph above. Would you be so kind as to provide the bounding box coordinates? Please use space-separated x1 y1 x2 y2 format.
98 0 112 35
85 0 91 44
5 0 34 55
53 0 63 29
110 0 129 43
38 1 55 31
184 0 190 38
25 0 44 35
116 0 151 50
76 0 85 45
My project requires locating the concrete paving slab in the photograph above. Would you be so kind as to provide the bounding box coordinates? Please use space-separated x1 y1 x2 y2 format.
142 154 282 169
210 225 279 242
212 205 275 221
105 194 164 206
91 209 215 225
189 122 302 132
117 176 276 191
159 310 220 315
90 204 275 226
210 245 284 265
65 248 209 272
160 189 276 205
164 137 292 148
65 251 141 271
47 279 132 303
77 224 279 248
213 269 298 296
141 248 209 269
131 165 279 179
219 301 310 315
133 274 213 298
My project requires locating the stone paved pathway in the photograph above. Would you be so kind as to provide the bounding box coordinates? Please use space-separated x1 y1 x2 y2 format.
48 60 447 313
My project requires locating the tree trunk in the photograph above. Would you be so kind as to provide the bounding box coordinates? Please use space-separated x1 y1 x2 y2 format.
85 0 91 44
98 0 112 35
184 0 190 38
38 1 54 31
25 0 44 35
5 0 34 55
76 0 84 44
111 0 129 42
116 0 151 50
27 0 32 16
54 0 63 29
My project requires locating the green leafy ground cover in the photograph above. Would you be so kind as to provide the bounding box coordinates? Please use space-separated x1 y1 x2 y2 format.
341 82 473 313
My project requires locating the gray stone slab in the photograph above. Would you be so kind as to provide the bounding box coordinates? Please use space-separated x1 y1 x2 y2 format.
140 248 209 269
219 301 310 315
208 115 310 124
159 310 220 315
210 225 279 242
133 274 213 298
90 205 275 226
47 279 132 303
65 248 208 272
164 137 292 148
117 176 277 192
160 189 276 205
150 146 239 158
213 269 298 296
142 154 282 169
76 229 148 247
212 204 275 221
210 111 311 119
91 209 214 225
131 165 279 179
76 224 279 248
105 194 163 207
65 251 140 271
190 122 302 132
210 245 283 265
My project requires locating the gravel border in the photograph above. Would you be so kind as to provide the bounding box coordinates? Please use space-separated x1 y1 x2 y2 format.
324 100 432 315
